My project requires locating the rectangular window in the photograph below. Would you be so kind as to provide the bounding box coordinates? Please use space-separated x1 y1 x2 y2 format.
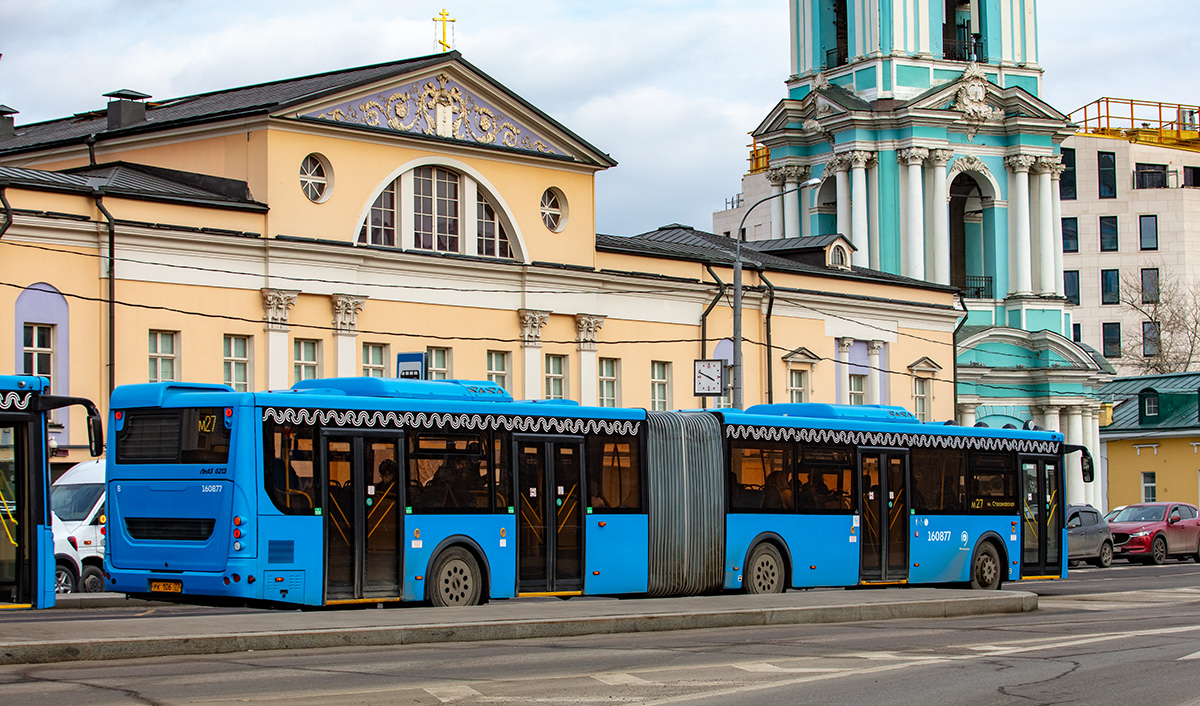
1135 163 1168 189
223 335 250 391
149 331 177 383
650 361 670 412
413 167 459 252
794 445 855 513
293 339 319 382
22 323 54 393
586 435 641 511
787 369 807 403
1139 214 1159 250
1098 151 1117 198
362 343 387 378
715 388 734 409
849 374 866 405
1145 396 1160 417
1061 217 1079 253
359 181 396 246
426 347 450 380
544 354 566 400
598 358 619 407
730 440 795 512
969 453 1017 512
1072 323 1082 342
1102 322 1122 358
486 350 508 390
1100 216 1119 252
1064 270 1080 305
1142 471 1157 502
913 377 930 422
1186 166 1200 187
1059 147 1076 200
1143 321 1160 357
910 447 965 513
117 408 231 465
1101 269 1120 305
406 432 492 513
1142 268 1160 304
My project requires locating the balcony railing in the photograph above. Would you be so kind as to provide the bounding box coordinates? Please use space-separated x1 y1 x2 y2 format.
953 275 994 300
943 36 986 63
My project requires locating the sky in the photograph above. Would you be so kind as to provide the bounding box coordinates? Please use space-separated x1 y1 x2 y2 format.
2 1 1198 237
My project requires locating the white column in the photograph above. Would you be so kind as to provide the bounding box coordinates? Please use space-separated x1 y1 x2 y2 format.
1051 162 1066 297
1086 407 1101 507
837 338 852 405
1065 406 1086 506
958 403 978 427
1041 405 1061 434
261 289 299 390
867 341 883 405
519 309 549 400
1035 157 1059 296
801 174 813 238
784 166 806 240
1005 155 1037 296
462 177 479 256
850 151 872 268
835 157 851 240
767 168 786 240
930 149 953 285
575 314 605 407
331 294 366 378
899 148 928 280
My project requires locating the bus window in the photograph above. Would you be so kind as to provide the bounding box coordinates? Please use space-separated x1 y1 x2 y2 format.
585 436 641 511
910 447 966 513
116 409 230 464
407 433 489 512
491 432 511 513
796 445 855 512
969 452 1018 512
730 441 793 512
263 421 319 514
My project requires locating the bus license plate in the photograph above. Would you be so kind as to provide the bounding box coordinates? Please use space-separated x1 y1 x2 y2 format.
150 580 182 593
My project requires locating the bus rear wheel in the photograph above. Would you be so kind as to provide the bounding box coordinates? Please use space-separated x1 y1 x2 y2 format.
969 543 1001 590
429 547 482 607
745 544 785 594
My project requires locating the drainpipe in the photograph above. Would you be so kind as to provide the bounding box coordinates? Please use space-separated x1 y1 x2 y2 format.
952 293 969 423
94 191 116 398
702 264 728 410
0 184 11 241
760 272 777 404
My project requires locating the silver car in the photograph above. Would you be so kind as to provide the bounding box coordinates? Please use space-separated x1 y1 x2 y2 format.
1067 504 1113 568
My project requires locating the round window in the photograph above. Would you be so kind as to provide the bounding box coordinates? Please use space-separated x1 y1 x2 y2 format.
540 188 567 232
300 153 333 203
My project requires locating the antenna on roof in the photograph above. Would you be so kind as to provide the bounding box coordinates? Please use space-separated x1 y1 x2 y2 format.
433 8 456 53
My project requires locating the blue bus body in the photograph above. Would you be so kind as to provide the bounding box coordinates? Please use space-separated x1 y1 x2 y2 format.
104 379 1070 607
0 375 103 609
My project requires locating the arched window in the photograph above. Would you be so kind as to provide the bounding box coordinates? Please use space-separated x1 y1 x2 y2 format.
830 244 848 269
477 194 512 258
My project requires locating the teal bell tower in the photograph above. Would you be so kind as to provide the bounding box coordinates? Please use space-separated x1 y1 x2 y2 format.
716 1 1113 508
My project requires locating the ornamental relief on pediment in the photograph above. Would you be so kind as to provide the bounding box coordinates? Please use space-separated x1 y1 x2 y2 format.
307 73 565 156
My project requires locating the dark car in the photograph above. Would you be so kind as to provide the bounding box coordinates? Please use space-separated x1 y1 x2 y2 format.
1067 504 1113 568
1109 502 1200 564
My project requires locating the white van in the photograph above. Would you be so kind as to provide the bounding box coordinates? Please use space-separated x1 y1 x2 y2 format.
50 459 106 593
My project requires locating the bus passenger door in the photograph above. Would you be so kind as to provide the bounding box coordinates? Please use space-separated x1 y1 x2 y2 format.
0 420 33 606
321 433 403 603
516 436 584 595
858 450 910 583
1020 457 1062 577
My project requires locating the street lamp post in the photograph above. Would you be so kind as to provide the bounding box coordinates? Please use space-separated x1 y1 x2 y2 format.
732 176 822 409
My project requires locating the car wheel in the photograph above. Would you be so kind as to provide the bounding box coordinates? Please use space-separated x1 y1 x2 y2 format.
1150 536 1168 565
55 562 77 594
1091 541 1113 569
745 543 786 594
1068 559 1080 568
970 542 1002 590
1195 540 1200 564
80 565 105 593
429 547 482 607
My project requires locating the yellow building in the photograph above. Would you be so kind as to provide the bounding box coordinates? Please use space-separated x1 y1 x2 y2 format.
0 52 961 469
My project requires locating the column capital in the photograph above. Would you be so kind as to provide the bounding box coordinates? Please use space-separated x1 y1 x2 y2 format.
867 340 885 354
765 166 788 186
827 153 851 173
928 149 955 166
330 293 367 334
1005 154 1037 173
782 164 811 183
574 313 605 352
837 338 854 353
958 402 978 414
1048 161 1068 179
1033 154 1062 174
519 309 550 346
261 288 299 332
848 150 876 168
898 147 930 166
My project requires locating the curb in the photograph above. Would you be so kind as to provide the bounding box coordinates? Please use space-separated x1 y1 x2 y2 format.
0 592 1036 665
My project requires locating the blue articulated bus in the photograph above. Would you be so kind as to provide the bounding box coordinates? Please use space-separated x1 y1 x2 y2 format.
0 375 104 609
103 378 1085 607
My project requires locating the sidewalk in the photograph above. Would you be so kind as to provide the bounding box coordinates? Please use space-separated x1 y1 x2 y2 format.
0 588 1037 665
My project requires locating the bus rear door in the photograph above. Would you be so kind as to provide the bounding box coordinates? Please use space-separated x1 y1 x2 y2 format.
858 449 910 584
515 436 584 595
1020 456 1062 578
321 432 402 603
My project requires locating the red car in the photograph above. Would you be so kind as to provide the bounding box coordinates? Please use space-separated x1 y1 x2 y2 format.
1109 502 1200 564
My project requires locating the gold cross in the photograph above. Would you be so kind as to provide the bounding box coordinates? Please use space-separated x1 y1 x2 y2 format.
433 9 456 53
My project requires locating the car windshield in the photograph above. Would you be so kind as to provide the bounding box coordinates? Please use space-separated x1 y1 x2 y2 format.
51 483 104 522
1110 506 1165 523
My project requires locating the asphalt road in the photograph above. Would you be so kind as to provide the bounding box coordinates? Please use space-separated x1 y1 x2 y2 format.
3 562 1199 705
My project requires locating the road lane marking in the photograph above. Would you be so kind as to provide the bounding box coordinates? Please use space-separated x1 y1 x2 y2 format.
425 685 482 702
733 662 846 673
1179 651 1200 661
593 673 649 685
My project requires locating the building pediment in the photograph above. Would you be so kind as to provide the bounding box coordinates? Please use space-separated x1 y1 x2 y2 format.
905 63 1068 138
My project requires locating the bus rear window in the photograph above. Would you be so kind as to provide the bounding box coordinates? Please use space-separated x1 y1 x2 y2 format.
116 409 230 464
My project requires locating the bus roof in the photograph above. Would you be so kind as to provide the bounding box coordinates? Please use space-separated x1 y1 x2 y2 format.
726 403 1062 441
0 374 47 394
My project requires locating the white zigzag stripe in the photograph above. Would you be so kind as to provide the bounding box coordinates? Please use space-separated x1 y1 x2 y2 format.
261 407 640 436
0 391 32 411
726 425 1058 455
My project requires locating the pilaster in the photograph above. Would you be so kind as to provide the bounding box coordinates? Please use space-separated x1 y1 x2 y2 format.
261 288 299 390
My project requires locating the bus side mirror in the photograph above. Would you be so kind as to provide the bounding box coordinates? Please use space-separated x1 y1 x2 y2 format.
88 415 105 457
1081 454 1094 483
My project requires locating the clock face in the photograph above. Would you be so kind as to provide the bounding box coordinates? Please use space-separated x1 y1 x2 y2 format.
694 360 724 396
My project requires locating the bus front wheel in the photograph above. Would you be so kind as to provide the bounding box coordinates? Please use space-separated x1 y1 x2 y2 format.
969 543 1001 590
429 547 483 607
745 543 786 594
